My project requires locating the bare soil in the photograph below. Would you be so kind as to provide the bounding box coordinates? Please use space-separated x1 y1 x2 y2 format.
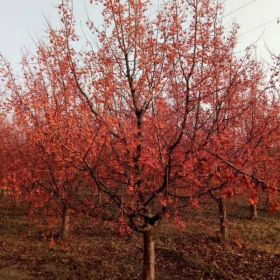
0 198 279 279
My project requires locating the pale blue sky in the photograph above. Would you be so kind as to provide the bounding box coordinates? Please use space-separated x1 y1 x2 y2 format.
1 0 280 67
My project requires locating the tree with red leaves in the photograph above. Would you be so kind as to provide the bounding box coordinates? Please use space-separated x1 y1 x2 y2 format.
1 0 280 279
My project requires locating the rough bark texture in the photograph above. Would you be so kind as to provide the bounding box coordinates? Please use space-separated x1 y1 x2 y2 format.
143 227 155 280
218 197 228 241
61 206 70 240
250 204 258 220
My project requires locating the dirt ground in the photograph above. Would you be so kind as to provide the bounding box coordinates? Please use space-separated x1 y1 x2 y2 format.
0 198 279 279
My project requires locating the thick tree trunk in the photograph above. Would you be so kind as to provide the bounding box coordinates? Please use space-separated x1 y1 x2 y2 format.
143 227 155 280
250 204 257 220
218 197 228 241
61 206 70 240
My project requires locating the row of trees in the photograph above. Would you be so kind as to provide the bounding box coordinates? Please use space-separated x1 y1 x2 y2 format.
0 0 279 279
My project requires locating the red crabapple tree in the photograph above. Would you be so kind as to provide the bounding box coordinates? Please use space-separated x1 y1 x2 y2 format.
1 0 279 279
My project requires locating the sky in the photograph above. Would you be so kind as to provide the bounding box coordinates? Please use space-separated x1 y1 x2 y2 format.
0 0 280 67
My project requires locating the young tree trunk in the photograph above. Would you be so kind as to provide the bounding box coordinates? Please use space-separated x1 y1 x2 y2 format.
265 191 270 212
98 189 102 205
61 205 70 240
250 204 257 220
0 189 5 199
218 197 228 241
143 227 155 280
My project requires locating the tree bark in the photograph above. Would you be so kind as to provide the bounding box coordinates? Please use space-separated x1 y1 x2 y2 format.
218 197 228 241
143 227 155 280
250 204 257 220
61 205 70 240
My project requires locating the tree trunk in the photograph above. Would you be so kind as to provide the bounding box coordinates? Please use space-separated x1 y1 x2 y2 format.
98 189 102 205
250 204 257 220
0 189 5 199
143 227 155 280
218 197 228 241
61 206 70 241
265 191 270 212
